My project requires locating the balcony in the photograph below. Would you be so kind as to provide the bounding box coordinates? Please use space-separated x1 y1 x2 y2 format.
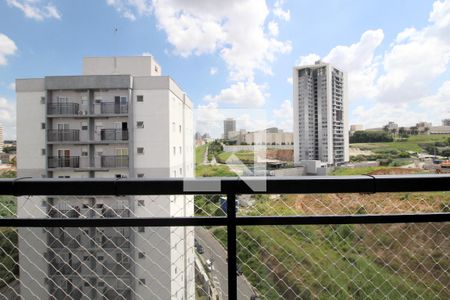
100 102 128 114
0 177 449 299
100 129 128 141
100 155 128 168
47 103 80 115
48 156 80 168
47 129 80 142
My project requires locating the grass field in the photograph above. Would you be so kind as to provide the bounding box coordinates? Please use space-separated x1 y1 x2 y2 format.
351 134 450 153
195 164 236 177
216 150 255 164
211 193 449 299
195 144 208 165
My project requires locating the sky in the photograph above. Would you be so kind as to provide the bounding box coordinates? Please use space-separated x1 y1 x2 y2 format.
0 0 450 139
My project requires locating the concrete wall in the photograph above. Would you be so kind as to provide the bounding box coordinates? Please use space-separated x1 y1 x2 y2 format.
83 57 161 77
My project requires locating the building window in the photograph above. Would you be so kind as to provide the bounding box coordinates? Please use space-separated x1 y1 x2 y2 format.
40 96 46 104
179 125 181 133
137 147 144 154
137 95 144 102
173 147 176 155
138 227 145 233
179 146 182 154
137 121 144 128
137 173 144 178
41 200 47 207
179 168 182 175
138 252 145 259
81 150 88 156
41 149 46 155
98 281 105 288
139 279 146 285
97 256 104 261
172 122 175 132
81 122 88 130
41 123 45 129
137 200 145 207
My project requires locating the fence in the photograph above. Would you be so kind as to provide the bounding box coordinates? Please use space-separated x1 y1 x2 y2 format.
0 175 449 299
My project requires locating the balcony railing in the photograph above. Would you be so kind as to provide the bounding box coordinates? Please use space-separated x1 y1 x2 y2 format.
100 129 129 141
0 176 449 299
47 129 80 142
100 102 128 114
100 155 129 168
48 156 80 168
47 103 80 115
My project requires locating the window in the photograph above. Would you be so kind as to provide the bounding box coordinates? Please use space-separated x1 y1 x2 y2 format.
173 147 176 155
139 279 146 285
81 122 88 130
137 147 144 154
40 96 45 104
138 227 145 233
41 200 47 207
84 281 90 287
98 281 105 288
137 173 144 178
179 125 181 132
137 95 144 102
179 146 182 154
137 121 144 128
41 148 46 155
138 252 145 259
97 256 104 261
172 122 175 132
81 149 88 156
137 200 145 207
41 123 45 129
179 168 182 175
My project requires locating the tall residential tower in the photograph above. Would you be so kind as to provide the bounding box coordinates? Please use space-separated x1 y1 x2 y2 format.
16 56 195 299
293 61 349 166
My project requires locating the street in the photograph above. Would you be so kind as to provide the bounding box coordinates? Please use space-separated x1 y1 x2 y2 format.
195 227 255 300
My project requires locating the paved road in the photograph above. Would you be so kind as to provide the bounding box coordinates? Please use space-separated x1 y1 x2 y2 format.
195 227 255 300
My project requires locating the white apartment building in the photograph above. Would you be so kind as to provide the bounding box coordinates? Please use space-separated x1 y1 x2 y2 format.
16 56 195 299
228 127 294 145
293 61 349 166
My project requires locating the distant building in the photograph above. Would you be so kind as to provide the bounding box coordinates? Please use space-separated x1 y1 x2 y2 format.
223 118 236 139
442 119 450 126
429 126 450 135
416 122 432 134
349 124 364 136
293 61 349 166
384 121 398 133
227 127 293 145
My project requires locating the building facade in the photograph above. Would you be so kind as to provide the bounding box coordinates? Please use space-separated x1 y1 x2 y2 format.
228 127 293 145
293 61 349 166
223 118 236 139
16 56 195 299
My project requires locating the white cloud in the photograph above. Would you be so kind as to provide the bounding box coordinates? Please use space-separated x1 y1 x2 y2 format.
287 76 292 84
6 0 61 21
268 21 279 36
141 51 152 56
8 82 15 90
0 34 17 66
297 53 321 66
273 0 290 21
204 80 268 107
0 97 17 139
151 0 291 82
106 0 152 20
209 67 218 75
273 99 293 131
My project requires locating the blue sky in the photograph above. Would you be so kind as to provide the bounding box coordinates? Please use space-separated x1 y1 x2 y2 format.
1 0 450 139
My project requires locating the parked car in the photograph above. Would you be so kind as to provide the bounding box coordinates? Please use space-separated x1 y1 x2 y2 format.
196 244 204 254
205 259 214 272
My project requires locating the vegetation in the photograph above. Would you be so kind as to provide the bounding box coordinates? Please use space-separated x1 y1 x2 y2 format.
207 140 223 161
350 131 393 143
195 144 208 165
2 146 16 154
0 171 17 288
211 193 449 299
216 150 255 164
351 134 450 154
195 165 236 177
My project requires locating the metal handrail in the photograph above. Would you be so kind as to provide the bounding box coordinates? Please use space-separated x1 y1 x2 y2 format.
1 175 449 299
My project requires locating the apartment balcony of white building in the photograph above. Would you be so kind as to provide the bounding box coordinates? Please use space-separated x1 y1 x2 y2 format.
47 155 129 170
47 101 129 117
47 128 129 145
